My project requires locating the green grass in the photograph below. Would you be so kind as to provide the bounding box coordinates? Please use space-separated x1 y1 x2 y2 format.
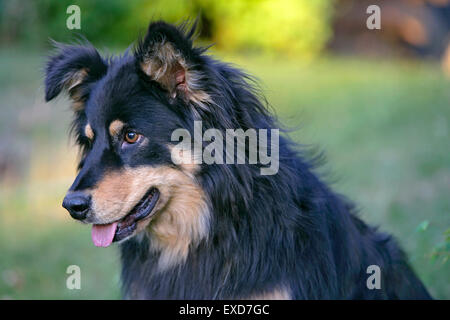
0 48 449 299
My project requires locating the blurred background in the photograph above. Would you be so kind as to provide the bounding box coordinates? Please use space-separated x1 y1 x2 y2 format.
0 0 449 299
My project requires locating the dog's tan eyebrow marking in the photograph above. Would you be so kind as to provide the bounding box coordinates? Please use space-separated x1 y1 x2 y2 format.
109 120 125 137
85 123 94 140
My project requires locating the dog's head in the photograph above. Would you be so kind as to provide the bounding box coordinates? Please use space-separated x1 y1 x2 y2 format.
45 21 213 268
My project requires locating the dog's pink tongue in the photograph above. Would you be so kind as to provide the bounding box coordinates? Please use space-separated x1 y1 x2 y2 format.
91 222 117 247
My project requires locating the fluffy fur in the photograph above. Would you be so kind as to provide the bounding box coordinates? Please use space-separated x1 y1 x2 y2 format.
45 20 432 299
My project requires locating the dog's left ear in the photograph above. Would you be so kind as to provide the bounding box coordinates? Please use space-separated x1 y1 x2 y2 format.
45 43 107 111
135 21 210 106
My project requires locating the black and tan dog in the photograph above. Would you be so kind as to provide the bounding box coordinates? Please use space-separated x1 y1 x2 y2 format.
45 20 432 299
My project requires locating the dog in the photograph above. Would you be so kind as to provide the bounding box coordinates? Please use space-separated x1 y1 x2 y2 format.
45 20 432 299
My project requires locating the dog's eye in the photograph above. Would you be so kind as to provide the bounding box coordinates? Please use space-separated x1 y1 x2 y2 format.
124 131 140 144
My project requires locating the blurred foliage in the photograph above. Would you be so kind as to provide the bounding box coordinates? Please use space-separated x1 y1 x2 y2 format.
431 228 450 265
416 221 450 265
0 0 334 56
197 0 334 56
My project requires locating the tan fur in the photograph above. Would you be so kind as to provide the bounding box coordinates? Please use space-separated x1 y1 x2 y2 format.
247 287 291 300
140 41 212 109
64 69 88 111
90 165 209 270
109 120 124 137
84 123 94 140
67 69 88 91
72 100 85 112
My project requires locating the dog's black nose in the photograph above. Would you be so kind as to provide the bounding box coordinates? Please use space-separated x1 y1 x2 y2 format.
62 192 90 220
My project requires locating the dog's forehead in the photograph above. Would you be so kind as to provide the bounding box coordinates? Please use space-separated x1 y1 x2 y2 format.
83 53 176 135
85 57 140 125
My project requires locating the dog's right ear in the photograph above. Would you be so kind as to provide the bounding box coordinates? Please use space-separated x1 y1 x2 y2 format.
135 21 212 109
45 43 107 110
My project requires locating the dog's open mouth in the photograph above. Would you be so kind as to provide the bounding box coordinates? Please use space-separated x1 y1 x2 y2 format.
91 188 160 247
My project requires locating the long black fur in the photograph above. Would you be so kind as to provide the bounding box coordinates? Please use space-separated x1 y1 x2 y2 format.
45 20 432 299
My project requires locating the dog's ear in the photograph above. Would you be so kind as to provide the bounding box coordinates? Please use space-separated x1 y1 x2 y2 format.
135 21 211 107
45 43 107 110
